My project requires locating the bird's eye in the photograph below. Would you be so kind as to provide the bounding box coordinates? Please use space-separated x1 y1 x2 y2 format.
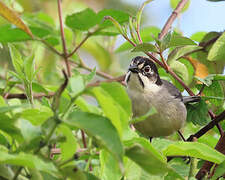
144 66 150 73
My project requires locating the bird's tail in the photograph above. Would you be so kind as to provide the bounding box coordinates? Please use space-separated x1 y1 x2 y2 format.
183 96 201 104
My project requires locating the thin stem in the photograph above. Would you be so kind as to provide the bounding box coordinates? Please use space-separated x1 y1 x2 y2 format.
187 110 225 141
81 130 87 148
58 156 75 167
13 117 59 180
159 50 169 72
13 167 23 180
122 34 136 47
188 157 196 180
77 57 114 79
178 130 186 141
67 29 99 58
57 0 71 77
39 39 63 57
158 0 189 40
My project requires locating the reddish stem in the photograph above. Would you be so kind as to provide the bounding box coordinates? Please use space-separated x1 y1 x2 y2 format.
57 0 71 77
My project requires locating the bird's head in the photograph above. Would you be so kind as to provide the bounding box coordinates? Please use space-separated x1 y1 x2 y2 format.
125 56 162 89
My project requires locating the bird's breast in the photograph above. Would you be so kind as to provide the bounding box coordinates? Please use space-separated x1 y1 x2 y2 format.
127 84 186 137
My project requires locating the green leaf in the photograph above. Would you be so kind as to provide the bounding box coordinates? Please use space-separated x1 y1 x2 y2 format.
64 111 124 163
21 106 53 126
100 150 122 180
93 26 120 36
201 80 224 106
163 142 225 164
169 61 189 84
58 124 77 161
0 25 31 42
130 107 157 124
91 82 132 138
0 1 33 37
61 166 100 180
115 26 160 53
186 99 210 126
82 41 112 70
0 164 14 180
44 36 60 46
179 58 194 84
75 97 102 115
208 31 225 61
169 33 197 47
190 32 207 42
160 31 172 51
8 45 24 80
0 113 21 137
24 54 35 82
167 45 202 64
195 74 225 86
68 75 85 97
0 105 27 114
97 9 129 28
124 157 153 180
125 137 167 176
18 119 42 143
30 26 51 38
103 16 124 35
170 0 190 13
32 82 49 94
0 150 58 175
125 137 183 178
212 160 225 180
65 8 98 31
131 43 158 53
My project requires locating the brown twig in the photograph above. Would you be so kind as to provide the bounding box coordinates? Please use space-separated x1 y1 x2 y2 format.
158 0 189 40
187 110 225 142
4 75 125 100
81 130 87 148
199 34 221 49
57 0 71 77
4 92 55 99
195 132 225 180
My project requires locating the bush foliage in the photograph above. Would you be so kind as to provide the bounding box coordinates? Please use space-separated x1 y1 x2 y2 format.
0 0 224 179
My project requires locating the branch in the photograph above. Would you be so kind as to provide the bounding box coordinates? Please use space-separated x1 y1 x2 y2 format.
69 58 114 80
187 110 225 141
67 29 99 58
158 0 189 40
199 34 221 49
57 0 71 77
4 92 55 99
195 132 225 179
52 69 69 112
39 39 63 57
4 75 125 100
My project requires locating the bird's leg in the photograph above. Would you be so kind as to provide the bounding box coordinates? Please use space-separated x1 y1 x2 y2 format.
177 130 191 164
178 130 186 141
149 137 153 143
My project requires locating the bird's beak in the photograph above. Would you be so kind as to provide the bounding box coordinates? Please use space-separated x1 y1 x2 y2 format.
129 65 139 73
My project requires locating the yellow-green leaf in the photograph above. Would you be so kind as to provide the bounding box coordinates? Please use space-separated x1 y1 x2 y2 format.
0 1 33 38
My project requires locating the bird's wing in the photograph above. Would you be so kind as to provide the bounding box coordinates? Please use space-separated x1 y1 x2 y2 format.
161 79 183 101
183 96 201 104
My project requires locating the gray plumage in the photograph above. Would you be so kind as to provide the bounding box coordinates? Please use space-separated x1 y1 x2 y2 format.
125 56 200 137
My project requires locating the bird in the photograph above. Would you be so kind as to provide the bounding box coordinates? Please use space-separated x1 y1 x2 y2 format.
125 56 200 138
